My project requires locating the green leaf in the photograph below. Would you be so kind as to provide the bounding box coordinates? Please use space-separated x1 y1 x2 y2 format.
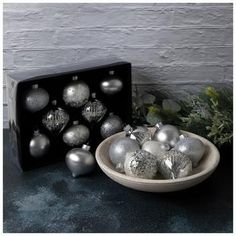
162 99 181 113
142 93 156 105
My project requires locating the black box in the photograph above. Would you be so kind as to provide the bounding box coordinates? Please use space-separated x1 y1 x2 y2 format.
7 58 132 171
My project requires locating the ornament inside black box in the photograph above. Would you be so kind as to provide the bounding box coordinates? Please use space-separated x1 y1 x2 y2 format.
7 58 132 171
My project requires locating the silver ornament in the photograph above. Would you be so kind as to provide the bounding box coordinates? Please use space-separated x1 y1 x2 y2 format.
29 130 50 158
63 121 90 147
63 76 90 108
153 122 180 147
24 84 49 112
174 136 206 168
82 93 107 123
124 124 152 146
100 113 123 139
142 140 170 161
124 150 158 179
109 137 140 172
159 150 192 179
65 144 96 177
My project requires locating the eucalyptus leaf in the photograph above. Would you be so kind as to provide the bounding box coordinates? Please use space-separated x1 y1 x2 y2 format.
162 99 181 112
142 93 156 105
146 111 162 125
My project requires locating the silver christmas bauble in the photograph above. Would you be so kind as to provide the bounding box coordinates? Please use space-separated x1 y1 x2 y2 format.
109 137 140 172
153 122 180 147
142 140 170 161
29 131 50 158
124 150 158 179
65 145 96 177
100 77 123 95
174 137 206 168
124 125 152 146
63 121 90 147
82 93 107 123
159 150 192 179
100 113 123 139
63 78 90 108
24 84 49 112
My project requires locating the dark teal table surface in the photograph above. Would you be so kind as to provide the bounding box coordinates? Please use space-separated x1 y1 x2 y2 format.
3 129 233 233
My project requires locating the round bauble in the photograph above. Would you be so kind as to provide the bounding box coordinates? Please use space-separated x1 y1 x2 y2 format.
63 121 90 147
153 122 180 147
100 113 123 139
159 150 192 179
124 150 158 179
174 137 206 168
109 137 140 172
63 78 90 108
65 145 96 177
23 84 49 112
100 77 123 95
29 131 50 158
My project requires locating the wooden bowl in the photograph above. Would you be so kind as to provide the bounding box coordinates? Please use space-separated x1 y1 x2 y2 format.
95 128 220 192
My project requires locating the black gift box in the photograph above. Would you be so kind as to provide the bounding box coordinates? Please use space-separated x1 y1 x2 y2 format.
7 58 132 171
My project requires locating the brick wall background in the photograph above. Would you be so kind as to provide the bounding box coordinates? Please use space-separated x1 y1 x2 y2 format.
3 3 233 128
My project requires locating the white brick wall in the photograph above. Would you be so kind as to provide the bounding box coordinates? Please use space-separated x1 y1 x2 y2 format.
3 3 233 128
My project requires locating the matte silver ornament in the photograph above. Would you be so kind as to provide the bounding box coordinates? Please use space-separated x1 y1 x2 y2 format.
174 136 206 168
100 113 123 139
159 150 192 179
153 122 180 147
65 144 96 177
24 84 49 112
82 93 107 123
109 137 140 172
63 121 90 147
63 77 90 108
124 124 152 146
29 130 50 158
124 150 158 179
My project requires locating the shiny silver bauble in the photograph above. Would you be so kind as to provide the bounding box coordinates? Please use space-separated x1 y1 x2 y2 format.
153 122 180 147
63 121 90 147
109 137 140 172
65 145 96 177
174 137 206 168
100 77 123 95
63 79 90 108
124 150 158 179
29 131 50 158
24 84 49 112
100 113 123 139
159 150 192 179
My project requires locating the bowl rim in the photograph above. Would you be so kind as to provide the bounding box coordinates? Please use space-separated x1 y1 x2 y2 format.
95 129 220 184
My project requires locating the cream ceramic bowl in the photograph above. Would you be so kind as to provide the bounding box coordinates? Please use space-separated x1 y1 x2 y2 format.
95 128 220 192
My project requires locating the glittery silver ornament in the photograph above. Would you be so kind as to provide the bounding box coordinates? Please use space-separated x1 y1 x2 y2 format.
174 136 206 168
100 113 123 139
159 150 192 179
124 124 152 146
63 121 90 147
24 84 49 112
142 140 170 161
82 93 107 123
109 137 140 172
42 101 69 133
63 76 90 108
124 150 158 179
153 122 180 147
29 130 50 158
65 144 96 178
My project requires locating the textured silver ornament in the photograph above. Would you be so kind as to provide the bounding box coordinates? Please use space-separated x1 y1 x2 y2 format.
159 150 192 179
29 130 50 158
63 121 90 147
65 144 96 177
24 84 49 112
82 93 107 123
124 150 158 179
63 77 90 108
153 122 180 147
109 137 140 172
100 113 123 139
124 125 152 146
174 137 206 168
